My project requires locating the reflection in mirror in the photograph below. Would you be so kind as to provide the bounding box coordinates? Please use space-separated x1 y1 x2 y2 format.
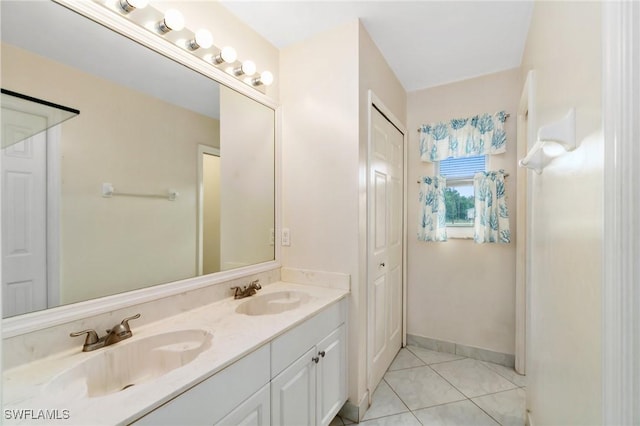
1 1 275 318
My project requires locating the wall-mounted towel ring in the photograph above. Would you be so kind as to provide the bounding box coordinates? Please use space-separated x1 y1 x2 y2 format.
519 108 576 174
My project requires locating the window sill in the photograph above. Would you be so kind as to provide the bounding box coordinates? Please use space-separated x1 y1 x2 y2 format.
447 226 474 240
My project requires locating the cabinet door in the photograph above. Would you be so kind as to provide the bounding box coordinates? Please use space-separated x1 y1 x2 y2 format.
215 383 270 426
271 347 316 426
134 345 269 425
316 324 346 426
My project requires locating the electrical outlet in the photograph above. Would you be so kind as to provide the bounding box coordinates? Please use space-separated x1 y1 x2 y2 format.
281 228 291 246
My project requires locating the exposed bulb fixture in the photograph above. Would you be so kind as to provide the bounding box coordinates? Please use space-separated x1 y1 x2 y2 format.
157 9 184 33
212 46 237 65
119 0 148 13
252 71 274 87
234 60 256 76
188 29 213 50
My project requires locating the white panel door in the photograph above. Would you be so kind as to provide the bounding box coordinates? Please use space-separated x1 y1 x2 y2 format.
271 347 316 426
368 106 404 392
2 124 48 317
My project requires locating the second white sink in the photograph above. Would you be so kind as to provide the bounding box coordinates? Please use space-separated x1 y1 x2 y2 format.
236 291 311 316
45 329 213 399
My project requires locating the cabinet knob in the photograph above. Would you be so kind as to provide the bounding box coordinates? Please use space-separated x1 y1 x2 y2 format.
312 356 320 364
319 350 326 358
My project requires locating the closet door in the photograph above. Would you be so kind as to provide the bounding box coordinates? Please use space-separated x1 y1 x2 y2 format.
367 105 404 392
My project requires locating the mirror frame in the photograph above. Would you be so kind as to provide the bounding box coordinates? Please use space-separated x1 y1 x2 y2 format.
2 0 281 337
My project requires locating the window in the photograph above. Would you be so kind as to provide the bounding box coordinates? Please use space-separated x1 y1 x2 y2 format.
436 155 486 228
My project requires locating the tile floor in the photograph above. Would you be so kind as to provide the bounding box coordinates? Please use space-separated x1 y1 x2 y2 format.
331 345 526 426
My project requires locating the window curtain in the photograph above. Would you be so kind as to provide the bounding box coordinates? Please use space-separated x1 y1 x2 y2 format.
418 176 447 242
473 170 510 244
419 111 508 162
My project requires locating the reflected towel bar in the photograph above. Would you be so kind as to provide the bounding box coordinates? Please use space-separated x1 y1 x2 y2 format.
101 183 178 201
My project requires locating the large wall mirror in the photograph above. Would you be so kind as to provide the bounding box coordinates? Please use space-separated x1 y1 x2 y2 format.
1 1 276 319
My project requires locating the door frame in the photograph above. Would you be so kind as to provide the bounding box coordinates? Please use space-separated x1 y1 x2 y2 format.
46 125 61 308
196 144 220 276
515 70 536 375
602 1 640 423
365 90 408 401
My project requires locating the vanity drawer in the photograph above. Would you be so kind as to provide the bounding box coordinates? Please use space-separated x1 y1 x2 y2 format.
134 344 270 425
271 299 346 378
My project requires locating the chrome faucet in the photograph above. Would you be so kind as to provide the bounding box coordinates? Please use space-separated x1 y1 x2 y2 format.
70 313 141 352
231 279 262 299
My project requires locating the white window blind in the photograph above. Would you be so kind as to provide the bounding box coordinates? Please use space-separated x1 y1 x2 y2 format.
438 155 486 179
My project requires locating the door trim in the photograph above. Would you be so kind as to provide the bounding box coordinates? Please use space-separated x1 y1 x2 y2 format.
602 1 640 423
196 144 220 276
365 90 407 400
46 125 62 308
515 70 536 375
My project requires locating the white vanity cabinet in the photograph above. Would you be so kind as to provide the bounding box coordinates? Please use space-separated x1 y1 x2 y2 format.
270 301 347 426
215 383 271 426
134 344 270 426
133 298 347 426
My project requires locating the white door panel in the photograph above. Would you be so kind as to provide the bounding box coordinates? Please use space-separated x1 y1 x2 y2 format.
368 106 404 393
2 129 48 317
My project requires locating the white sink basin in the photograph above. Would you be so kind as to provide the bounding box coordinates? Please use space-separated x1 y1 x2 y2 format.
236 291 311 316
45 329 212 398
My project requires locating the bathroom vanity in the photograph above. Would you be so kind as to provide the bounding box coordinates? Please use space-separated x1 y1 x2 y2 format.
2 282 348 425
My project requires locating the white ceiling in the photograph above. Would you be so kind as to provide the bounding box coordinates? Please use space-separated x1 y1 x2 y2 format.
219 1 534 92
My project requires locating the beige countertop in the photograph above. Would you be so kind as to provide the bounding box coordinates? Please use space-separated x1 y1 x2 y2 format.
2 282 349 425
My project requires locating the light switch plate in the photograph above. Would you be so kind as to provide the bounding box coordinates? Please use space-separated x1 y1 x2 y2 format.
281 228 291 246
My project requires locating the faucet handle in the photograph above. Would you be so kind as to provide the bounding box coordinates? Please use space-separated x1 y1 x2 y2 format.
70 329 99 345
250 279 262 289
120 313 141 332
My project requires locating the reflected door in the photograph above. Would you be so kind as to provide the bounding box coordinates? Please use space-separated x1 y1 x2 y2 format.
367 106 404 392
2 123 48 316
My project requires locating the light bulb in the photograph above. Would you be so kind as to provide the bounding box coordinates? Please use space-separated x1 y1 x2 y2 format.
252 70 274 86
188 29 213 50
213 46 237 65
234 60 256 76
158 9 184 33
119 0 148 12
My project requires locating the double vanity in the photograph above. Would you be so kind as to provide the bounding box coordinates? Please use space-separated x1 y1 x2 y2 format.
3 281 349 425
1 2 348 425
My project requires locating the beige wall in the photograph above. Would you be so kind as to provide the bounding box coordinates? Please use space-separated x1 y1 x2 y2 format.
281 19 407 412
219 85 275 270
521 2 603 424
280 19 361 403
406 68 520 355
2 43 220 304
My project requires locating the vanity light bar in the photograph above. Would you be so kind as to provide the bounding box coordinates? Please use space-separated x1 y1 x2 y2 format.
103 1 274 91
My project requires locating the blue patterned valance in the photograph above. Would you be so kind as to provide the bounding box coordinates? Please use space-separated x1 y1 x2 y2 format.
419 111 508 162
